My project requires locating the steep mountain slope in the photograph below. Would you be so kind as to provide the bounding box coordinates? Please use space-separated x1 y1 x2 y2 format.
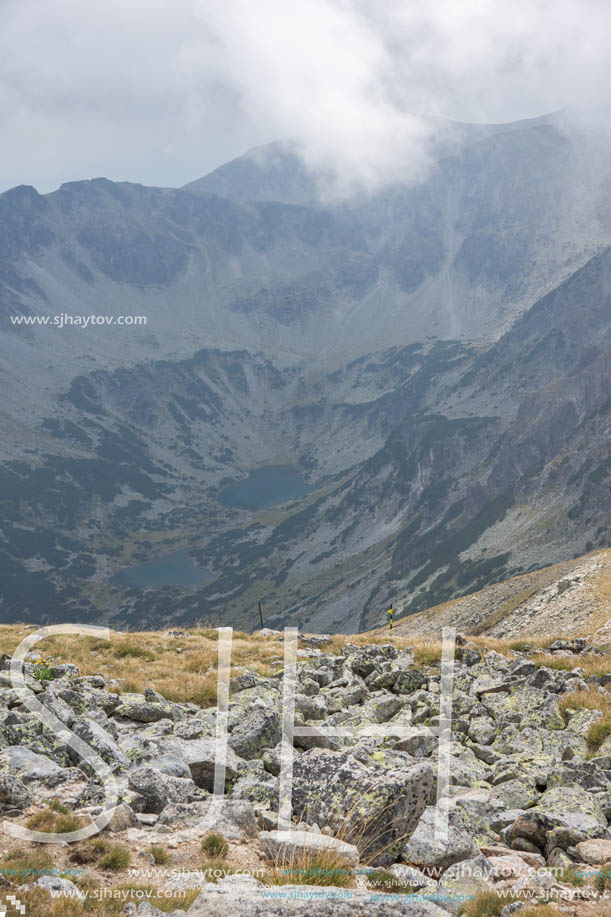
0 115 609 631
390 548 611 643
304 248 611 631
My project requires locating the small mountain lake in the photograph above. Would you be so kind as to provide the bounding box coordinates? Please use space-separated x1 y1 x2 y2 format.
110 549 214 588
220 464 315 510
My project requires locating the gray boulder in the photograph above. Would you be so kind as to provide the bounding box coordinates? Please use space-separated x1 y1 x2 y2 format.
534 786 607 836
127 766 202 814
70 717 129 771
158 798 258 840
228 708 281 759
402 806 479 870
0 772 33 810
163 737 241 790
0 746 72 784
259 829 360 866
433 854 494 915
23 875 85 901
185 884 448 915
113 699 174 723
291 749 433 866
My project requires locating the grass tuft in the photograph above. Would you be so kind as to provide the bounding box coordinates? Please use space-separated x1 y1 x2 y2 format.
149 845 170 865
201 833 229 859
98 846 131 870
264 848 355 888
458 890 521 916
25 807 87 834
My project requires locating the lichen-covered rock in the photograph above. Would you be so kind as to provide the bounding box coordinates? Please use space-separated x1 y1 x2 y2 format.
69 717 129 771
574 838 611 864
0 772 32 810
393 727 437 758
291 749 433 866
451 789 509 844
323 684 368 713
231 759 279 808
402 806 478 869
534 786 607 836
113 699 175 723
294 693 327 721
468 717 496 746
492 778 539 810
361 692 403 724
127 765 202 813
228 708 281 759
392 670 428 695
157 799 259 840
230 672 267 693
433 854 494 914
345 644 397 678
163 737 241 789
482 687 565 731
0 746 73 784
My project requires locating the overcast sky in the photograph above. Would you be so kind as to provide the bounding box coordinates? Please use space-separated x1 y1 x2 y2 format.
1 0 610 194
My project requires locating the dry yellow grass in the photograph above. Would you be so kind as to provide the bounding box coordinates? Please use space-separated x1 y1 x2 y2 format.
558 688 611 715
3 884 200 916
264 847 356 888
530 651 611 678
558 688 611 753
1 607 608 709
0 626 288 707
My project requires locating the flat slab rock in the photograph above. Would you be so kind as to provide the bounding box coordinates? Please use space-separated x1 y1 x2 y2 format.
258 830 360 866
186 884 450 915
575 838 611 864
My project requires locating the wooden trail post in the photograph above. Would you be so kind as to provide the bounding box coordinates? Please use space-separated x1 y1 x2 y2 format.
389 603 393 637
258 600 264 630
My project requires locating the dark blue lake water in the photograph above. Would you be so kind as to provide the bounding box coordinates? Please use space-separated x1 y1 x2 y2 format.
220 464 315 510
111 549 214 588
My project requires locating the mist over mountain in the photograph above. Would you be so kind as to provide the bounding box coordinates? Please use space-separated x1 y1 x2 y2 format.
0 113 609 631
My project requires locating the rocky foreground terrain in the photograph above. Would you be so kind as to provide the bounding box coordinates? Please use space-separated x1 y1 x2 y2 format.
1 622 611 916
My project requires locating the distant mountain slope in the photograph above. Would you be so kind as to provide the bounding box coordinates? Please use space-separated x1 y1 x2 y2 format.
279 247 610 632
0 247 607 631
183 141 319 205
0 114 609 631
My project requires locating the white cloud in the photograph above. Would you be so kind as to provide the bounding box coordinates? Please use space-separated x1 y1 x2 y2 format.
0 0 610 193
